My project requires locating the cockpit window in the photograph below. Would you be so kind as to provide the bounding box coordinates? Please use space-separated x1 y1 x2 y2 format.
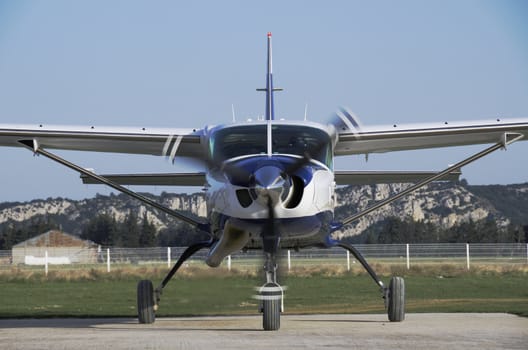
209 124 333 168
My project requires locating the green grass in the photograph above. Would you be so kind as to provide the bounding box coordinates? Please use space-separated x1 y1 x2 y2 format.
1 266 527 318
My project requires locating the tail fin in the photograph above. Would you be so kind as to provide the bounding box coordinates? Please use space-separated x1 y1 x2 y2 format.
256 33 283 120
265 32 274 121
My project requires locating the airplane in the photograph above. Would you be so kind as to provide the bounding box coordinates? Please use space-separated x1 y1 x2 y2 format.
0 32 527 331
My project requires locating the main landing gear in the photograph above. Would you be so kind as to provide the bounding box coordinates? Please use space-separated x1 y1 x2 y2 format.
137 241 212 324
337 242 405 322
137 239 403 328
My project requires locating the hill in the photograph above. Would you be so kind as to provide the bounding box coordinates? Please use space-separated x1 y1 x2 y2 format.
0 182 526 247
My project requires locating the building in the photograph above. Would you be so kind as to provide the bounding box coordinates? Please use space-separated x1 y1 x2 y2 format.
12 230 98 265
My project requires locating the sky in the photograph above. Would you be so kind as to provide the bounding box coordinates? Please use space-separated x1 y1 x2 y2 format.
0 0 527 202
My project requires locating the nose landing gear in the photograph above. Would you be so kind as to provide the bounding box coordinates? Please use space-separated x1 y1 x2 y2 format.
258 253 283 331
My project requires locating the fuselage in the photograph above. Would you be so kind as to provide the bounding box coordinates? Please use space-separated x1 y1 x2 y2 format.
201 120 338 263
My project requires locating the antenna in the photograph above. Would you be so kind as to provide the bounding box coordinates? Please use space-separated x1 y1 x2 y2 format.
304 104 308 121
231 104 236 123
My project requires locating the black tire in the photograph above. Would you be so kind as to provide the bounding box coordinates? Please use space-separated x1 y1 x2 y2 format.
262 283 281 331
263 298 281 331
387 276 405 322
137 280 156 324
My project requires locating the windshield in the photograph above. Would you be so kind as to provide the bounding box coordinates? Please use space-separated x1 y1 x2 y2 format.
209 124 333 167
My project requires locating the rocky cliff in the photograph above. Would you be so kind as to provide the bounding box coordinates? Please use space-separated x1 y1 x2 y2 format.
0 182 526 239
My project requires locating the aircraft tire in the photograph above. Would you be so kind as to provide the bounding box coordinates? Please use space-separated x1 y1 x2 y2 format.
387 276 405 322
263 297 281 331
262 282 281 331
137 279 156 324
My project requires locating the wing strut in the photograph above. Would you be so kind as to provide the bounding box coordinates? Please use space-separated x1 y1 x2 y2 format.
338 133 524 227
18 140 210 232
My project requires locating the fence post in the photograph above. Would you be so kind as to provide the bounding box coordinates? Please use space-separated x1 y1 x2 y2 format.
466 243 470 270
227 255 231 271
406 244 410 270
167 247 171 268
45 250 48 276
346 250 350 271
107 248 111 273
287 250 291 271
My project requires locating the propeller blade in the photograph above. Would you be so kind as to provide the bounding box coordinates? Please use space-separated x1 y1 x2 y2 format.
283 137 328 175
262 196 278 253
331 106 363 133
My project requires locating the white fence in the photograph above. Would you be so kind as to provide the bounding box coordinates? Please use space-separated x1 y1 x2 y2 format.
1 243 527 275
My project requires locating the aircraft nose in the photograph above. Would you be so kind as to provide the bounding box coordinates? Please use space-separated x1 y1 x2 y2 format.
252 166 288 204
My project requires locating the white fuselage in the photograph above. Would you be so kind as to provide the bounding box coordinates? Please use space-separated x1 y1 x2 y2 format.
200 120 338 264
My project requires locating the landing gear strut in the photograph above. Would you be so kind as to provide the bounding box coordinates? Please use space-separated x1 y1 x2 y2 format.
136 241 213 324
337 242 405 322
257 196 284 331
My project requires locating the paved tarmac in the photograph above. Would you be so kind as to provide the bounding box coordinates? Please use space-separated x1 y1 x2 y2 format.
0 313 526 350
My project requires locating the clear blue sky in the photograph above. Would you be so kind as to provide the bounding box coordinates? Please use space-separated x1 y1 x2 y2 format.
0 0 527 202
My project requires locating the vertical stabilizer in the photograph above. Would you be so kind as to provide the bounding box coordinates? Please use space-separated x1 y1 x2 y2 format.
265 32 274 121
257 33 283 120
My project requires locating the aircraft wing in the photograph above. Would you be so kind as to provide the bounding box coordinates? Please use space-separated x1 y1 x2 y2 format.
0 124 205 158
334 118 528 156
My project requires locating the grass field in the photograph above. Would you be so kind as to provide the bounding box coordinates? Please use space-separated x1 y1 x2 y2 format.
0 264 527 318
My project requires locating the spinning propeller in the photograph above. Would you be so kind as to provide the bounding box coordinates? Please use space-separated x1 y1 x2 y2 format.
331 106 363 134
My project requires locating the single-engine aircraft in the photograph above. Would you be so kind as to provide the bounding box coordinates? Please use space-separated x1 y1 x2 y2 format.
1 33 527 331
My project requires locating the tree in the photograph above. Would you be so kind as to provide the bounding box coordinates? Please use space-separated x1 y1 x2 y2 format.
157 222 210 247
139 213 156 247
340 215 522 244
0 224 19 249
0 216 60 249
81 213 117 245
499 224 526 243
120 211 140 247
28 216 58 236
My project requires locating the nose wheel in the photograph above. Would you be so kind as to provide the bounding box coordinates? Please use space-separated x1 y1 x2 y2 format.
260 282 283 331
259 252 283 331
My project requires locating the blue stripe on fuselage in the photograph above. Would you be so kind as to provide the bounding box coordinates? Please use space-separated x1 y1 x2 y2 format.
225 155 324 187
